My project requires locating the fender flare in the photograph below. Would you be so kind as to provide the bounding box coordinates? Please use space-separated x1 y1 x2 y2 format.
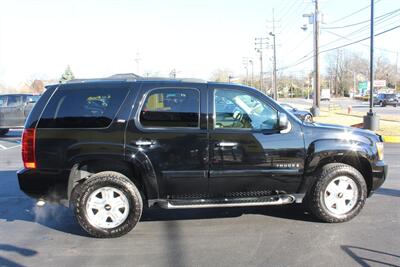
297 139 373 194
66 149 159 201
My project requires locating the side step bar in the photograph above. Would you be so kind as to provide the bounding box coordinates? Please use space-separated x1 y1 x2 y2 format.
152 195 296 209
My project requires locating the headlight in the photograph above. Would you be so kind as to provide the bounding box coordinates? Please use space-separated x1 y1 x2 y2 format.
376 142 384 161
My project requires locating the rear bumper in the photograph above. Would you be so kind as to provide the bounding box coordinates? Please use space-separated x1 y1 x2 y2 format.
369 160 387 196
17 168 68 201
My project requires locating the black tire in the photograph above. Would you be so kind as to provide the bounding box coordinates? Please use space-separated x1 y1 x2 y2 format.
304 114 313 122
380 101 385 107
72 171 143 238
306 163 367 223
0 129 9 136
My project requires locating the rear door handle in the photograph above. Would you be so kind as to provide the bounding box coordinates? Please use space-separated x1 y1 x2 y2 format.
216 142 238 147
135 140 153 146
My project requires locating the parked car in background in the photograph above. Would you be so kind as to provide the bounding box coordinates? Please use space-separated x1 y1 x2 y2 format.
321 88 331 101
280 103 313 122
0 94 40 135
373 93 398 107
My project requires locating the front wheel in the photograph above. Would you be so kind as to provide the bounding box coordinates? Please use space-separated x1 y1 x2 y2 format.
72 171 143 238
306 163 367 223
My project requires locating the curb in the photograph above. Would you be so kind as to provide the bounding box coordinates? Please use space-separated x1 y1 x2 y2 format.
383 136 400 143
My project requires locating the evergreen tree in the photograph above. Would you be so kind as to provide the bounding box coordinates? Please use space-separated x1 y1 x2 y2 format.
59 65 75 83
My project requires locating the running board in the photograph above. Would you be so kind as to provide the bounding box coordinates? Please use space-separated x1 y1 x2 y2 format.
153 195 296 209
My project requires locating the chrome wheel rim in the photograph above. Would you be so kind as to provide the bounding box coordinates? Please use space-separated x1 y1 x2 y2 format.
86 187 130 229
324 176 358 215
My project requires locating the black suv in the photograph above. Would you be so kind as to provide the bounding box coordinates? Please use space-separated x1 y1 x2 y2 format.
373 93 398 107
17 78 387 238
0 94 40 135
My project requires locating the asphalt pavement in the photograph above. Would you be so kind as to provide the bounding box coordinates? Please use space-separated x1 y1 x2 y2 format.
0 130 399 267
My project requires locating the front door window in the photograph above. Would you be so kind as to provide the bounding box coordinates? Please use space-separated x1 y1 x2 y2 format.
214 89 278 130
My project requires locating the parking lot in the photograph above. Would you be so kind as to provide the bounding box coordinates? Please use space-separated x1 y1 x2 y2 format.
0 130 399 267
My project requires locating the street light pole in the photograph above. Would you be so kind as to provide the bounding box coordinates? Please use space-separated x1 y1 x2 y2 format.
363 0 379 130
249 59 254 87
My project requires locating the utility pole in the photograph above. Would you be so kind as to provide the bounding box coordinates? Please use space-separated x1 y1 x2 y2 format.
268 8 279 100
270 32 277 100
396 51 399 90
312 0 320 116
302 0 320 115
255 37 268 93
363 0 379 130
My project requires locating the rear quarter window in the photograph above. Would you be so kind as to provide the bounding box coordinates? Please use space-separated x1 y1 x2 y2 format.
38 85 129 128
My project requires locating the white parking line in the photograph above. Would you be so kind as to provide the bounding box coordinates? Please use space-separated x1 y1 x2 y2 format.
3 145 21 150
0 144 7 149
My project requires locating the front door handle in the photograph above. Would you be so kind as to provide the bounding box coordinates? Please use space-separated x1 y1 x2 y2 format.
135 140 153 146
216 141 238 147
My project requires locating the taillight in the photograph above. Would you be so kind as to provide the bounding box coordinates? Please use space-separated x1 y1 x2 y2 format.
22 128 36 169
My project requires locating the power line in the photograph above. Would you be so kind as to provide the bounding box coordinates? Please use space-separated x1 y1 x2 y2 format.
279 1 306 33
302 11 400 58
325 29 398 54
285 31 313 57
326 0 381 25
322 8 400 29
319 24 400 53
278 24 400 71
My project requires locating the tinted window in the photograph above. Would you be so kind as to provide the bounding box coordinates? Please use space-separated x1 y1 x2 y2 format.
38 86 128 128
6 95 22 107
140 88 200 128
0 96 6 107
214 89 278 130
385 94 396 99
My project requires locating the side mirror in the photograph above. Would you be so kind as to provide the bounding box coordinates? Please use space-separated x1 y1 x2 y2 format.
278 112 289 131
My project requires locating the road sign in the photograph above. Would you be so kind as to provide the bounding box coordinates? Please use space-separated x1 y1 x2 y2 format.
373 80 386 87
358 81 368 95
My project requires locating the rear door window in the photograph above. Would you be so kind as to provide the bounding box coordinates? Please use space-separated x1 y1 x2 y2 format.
38 85 129 128
139 88 200 128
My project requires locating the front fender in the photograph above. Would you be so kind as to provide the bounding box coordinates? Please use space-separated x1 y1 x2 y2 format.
297 139 375 194
305 139 374 174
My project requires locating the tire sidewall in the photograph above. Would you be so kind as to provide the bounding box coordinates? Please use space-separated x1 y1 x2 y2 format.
74 173 142 238
318 167 367 221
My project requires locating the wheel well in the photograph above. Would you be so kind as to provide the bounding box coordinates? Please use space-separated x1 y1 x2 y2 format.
316 155 373 194
69 159 146 200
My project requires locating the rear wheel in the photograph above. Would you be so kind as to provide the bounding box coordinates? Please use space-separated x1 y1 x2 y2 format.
72 171 143 238
307 163 367 223
0 129 9 136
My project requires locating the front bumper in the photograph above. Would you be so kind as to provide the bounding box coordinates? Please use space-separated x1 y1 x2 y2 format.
369 160 388 196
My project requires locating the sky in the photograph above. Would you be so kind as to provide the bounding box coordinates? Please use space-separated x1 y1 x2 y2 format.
0 0 399 87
